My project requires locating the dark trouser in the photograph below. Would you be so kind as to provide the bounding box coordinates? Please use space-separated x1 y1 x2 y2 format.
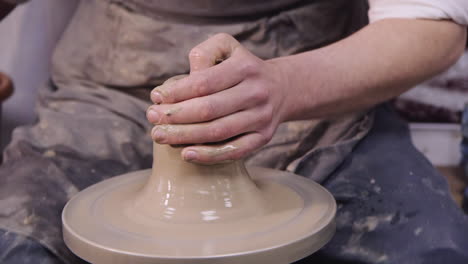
1 105 468 264
295 105 468 264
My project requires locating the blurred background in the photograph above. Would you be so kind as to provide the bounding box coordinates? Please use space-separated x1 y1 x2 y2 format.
0 0 77 150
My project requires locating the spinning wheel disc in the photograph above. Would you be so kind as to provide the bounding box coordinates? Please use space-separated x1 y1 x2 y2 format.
63 167 335 264
62 144 336 264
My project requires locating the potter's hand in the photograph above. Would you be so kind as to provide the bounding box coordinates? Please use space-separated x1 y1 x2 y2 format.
147 33 288 164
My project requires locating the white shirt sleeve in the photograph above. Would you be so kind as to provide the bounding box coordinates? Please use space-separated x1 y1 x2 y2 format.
368 0 468 26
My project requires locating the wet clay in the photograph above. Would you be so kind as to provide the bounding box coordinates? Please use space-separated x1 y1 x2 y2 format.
62 143 336 264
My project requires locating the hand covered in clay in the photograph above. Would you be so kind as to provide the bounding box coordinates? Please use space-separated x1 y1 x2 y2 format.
146 33 288 164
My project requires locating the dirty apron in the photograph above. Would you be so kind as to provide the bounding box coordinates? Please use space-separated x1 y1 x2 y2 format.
2 0 468 263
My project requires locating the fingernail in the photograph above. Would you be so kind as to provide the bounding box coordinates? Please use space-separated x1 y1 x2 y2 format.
151 90 163 104
152 126 165 141
184 150 198 161
147 108 159 124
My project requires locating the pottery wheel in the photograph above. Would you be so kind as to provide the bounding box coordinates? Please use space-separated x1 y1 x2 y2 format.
62 144 336 264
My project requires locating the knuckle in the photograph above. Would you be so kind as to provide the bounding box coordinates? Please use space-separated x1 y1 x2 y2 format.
255 136 270 150
256 132 272 147
241 60 261 77
214 32 232 41
263 126 276 142
264 106 274 122
192 75 210 96
199 100 215 120
263 104 274 118
188 47 205 60
256 107 274 128
250 87 269 103
263 130 274 142
209 124 230 141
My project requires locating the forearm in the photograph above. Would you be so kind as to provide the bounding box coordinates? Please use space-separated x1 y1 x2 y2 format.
275 19 467 121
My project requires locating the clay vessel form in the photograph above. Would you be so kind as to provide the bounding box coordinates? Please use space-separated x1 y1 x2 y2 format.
62 143 336 264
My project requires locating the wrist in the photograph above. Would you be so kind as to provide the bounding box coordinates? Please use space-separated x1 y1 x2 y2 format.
267 51 326 123
267 55 302 124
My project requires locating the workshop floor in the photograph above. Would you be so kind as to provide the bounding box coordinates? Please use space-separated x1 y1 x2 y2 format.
437 166 467 207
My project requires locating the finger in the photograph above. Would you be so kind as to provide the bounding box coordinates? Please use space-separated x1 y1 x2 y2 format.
147 82 265 125
151 110 264 145
150 56 249 104
180 133 268 164
150 75 187 104
189 33 241 72
164 75 185 84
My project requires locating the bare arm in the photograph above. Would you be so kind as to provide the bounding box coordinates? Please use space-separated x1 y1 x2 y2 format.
275 19 467 121
147 19 467 163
